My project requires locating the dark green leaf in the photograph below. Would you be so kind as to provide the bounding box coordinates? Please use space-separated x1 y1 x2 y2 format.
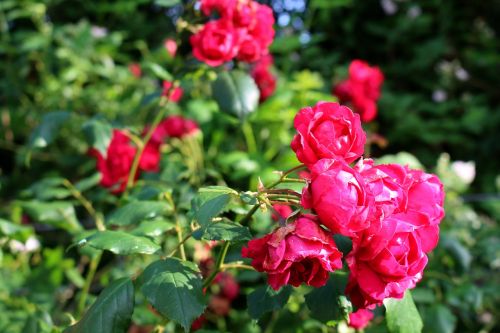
29 111 71 148
144 62 172 81
192 187 237 227
82 118 113 157
107 201 170 226
80 230 161 255
22 177 71 200
441 235 472 272
139 258 206 332
64 278 134 333
193 221 251 241
74 173 102 192
305 272 347 323
423 304 457 333
212 70 260 119
21 201 82 233
384 290 423 333
247 285 292 319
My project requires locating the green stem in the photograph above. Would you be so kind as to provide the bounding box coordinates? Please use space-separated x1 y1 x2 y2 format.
164 192 186 261
125 83 178 194
267 164 307 189
166 230 194 258
242 120 257 154
239 204 260 225
203 241 230 289
77 252 102 317
220 262 255 271
63 179 105 231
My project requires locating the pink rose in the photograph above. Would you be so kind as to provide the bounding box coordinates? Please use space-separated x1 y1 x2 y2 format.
333 60 384 122
190 19 242 67
164 38 177 57
148 115 199 146
128 63 141 78
236 35 262 63
291 102 366 166
346 214 431 308
161 81 183 102
302 159 373 236
404 168 445 227
271 204 293 221
349 309 374 330
242 215 343 290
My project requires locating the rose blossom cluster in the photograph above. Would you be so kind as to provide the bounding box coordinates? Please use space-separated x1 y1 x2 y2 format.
90 115 199 193
333 60 384 122
190 0 275 66
251 55 277 102
243 101 444 324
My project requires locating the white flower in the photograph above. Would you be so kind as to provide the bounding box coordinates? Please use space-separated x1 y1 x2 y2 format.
432 89 447 103
451 160 476 184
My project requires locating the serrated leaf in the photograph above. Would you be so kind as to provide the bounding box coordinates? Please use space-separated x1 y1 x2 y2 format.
384 290 423 333
247 285 292 319
82 118 113 157
212 70 260 119
29 111 71 148
139 258 206 332
192 187 236 227
305 272 347 323
81 230 161 255
107 201 170 226
22 177 71 200
21 201 82 233
193 221 251 241
64 278 134 333
131 219 176 237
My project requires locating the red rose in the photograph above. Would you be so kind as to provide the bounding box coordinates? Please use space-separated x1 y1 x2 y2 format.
247 4 274 52
349 309 374 330
128 63 141 78
148 116 199 146
251 61 276 102
90 130 160 193
190 19 242 67
333 60 384 122
302 159 374 236
346 214 431 308
242 215 343 290
291 102 366 166
200 0 234 18
214 272 240 301
236 35 262 63
161 81 183 102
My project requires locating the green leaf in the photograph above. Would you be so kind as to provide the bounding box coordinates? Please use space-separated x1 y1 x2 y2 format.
305 272 347 323
212 70 260 119
64 278 134 333
82 118 113 157
29 111 71 148
131 219 176 237
144 62 172 81
384 290 423 333
22 177 71 200
154 0 180 7
107 201 170 226
423 304 457 333
191 187 237 227
0 218 32 242
80 230 161 255
74 173 102 192
247 285 292 319
193 221 251 242
21 201 82 233
441 235 472 272
139 258 207 332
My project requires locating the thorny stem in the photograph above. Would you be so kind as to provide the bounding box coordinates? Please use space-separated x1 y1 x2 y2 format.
125 82 178 195
63 179 105 231
203 241 231 289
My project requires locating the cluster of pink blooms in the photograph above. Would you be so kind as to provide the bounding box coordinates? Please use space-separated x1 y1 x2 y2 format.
190 0 275 66
242 102 445 324
251 55 277 102
90 115 199 193
333 60 384 122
